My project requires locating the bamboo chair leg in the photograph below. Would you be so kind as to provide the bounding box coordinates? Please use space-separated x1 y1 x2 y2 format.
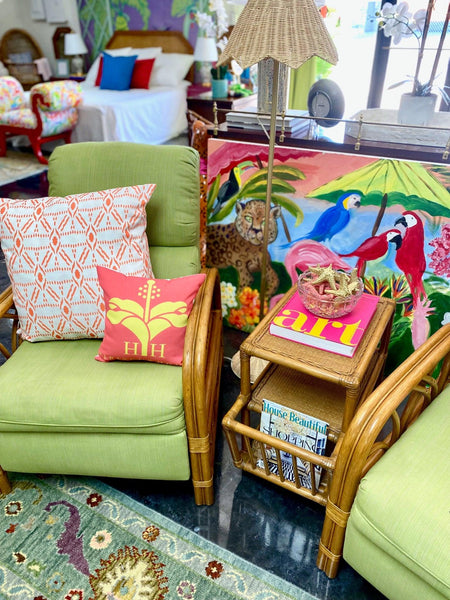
0 466 12 495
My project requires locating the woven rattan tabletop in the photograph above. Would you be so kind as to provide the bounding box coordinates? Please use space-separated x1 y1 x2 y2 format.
241 286 395 388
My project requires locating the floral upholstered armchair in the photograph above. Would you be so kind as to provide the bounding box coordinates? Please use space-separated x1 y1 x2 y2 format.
0 76 82 164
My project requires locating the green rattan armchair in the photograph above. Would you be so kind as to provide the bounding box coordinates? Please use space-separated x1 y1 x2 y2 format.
0 142 223 505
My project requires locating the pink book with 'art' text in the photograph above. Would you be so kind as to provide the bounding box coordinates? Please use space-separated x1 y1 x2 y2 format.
269 292 380 357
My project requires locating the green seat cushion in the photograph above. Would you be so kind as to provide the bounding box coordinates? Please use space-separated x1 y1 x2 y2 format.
344 386 450 599
0 339 186 436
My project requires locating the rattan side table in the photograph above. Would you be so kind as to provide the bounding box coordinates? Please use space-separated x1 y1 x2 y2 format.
222 285 395 505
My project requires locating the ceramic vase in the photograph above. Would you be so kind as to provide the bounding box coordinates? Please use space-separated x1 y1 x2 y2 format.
397 93 437 126
212 79 228 98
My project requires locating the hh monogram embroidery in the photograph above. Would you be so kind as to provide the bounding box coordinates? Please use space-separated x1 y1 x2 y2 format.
106 280 188 358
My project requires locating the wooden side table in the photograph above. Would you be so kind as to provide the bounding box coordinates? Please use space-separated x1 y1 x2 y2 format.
222 286 395 505
187 90 257 124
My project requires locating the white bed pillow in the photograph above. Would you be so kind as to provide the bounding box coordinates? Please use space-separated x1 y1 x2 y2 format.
84 47 132 87
149 53 194 87
130 46 162 60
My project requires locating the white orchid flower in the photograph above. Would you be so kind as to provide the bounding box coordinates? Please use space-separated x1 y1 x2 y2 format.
381 1 414 44
381 2 397 18
412 8 427 33
196 12 216 37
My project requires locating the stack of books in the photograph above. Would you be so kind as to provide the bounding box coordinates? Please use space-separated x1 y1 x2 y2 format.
225 107 311 138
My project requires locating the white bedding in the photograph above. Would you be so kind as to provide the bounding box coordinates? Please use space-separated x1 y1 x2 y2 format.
72 81 189 145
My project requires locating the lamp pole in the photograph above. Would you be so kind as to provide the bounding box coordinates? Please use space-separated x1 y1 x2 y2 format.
259 58 280 323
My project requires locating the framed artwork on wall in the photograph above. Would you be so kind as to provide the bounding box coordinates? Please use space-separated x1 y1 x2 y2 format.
56 58 69 77
31 0 46 20
43 0 67 24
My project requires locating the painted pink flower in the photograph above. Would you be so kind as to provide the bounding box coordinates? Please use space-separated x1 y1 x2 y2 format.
429 224 450 278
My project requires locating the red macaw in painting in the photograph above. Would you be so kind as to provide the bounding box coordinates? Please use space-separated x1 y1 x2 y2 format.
339 229 403 276
394 211 427 307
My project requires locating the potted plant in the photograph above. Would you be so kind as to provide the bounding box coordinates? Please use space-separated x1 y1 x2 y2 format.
211 64 229 98
376 0 450 125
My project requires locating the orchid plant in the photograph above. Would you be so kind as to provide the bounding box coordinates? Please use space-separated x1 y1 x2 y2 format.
195 0 246 52
376 0 450 101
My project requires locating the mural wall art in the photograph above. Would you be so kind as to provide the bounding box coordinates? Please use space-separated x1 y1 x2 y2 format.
77 0 204 59
206 138 450 370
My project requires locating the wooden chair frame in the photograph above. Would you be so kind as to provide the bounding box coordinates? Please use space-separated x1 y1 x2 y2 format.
317 323 450 577
0 90 73 165
0 286 19 360
0 28 44 90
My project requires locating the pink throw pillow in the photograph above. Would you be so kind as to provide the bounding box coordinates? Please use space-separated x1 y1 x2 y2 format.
95 267 206 365
0 184 155 341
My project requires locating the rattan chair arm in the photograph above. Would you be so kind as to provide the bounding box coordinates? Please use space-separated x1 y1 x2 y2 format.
182 267 223 504
318 323 450 577
0 285 14 318
330 323 449 509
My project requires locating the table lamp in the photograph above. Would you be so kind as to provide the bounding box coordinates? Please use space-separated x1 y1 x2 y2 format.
64 32 88 76
217 0 338 321
193 36 219 86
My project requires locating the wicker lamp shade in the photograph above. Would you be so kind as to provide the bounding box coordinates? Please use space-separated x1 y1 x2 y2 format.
217 0 338 69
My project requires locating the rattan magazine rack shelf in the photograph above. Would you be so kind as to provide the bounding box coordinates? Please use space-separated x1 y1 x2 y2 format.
222 286 395 505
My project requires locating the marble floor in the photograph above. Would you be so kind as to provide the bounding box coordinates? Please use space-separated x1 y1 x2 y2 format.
0 171 387 600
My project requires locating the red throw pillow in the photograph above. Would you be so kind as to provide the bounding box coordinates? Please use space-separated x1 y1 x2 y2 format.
95 267 206 365
95 56 104 86
130 58 156 89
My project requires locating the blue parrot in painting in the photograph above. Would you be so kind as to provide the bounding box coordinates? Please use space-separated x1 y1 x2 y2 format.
282 192 361 247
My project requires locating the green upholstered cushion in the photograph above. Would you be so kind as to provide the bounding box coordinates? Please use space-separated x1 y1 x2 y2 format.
344 386 450 600
0 432 190 481
0 339 186 436
48 142 201 278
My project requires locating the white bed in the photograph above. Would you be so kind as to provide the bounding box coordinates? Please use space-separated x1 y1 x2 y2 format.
72 30 194 146
72 82 189 145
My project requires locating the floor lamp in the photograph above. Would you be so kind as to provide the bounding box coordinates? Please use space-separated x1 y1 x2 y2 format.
217 0 338 322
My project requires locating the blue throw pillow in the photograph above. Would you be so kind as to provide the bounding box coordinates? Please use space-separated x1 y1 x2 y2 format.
100 53 138 91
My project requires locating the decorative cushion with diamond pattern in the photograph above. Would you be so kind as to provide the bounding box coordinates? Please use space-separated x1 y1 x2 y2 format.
0 184 155 341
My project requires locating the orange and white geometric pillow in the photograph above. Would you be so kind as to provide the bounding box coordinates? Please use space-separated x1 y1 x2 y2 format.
0 184 155 341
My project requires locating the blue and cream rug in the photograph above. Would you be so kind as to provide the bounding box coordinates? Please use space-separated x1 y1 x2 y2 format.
0 474 316 600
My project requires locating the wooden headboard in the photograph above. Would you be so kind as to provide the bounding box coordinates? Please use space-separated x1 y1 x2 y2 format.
106 30 194 82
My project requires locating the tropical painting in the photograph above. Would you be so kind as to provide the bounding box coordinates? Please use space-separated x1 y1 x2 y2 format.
206 138 450 370
77 0 205 58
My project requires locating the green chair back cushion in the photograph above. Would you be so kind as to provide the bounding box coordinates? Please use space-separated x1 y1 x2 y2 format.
48 142 201 278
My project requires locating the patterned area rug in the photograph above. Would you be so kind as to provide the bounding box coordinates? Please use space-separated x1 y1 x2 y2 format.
0 151 47 186
0 474 316 600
